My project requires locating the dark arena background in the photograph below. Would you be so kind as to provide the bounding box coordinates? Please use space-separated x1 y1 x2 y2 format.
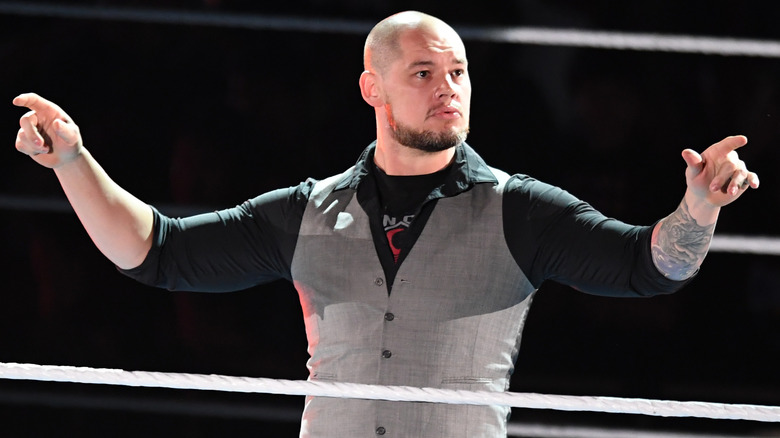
1 1 779 436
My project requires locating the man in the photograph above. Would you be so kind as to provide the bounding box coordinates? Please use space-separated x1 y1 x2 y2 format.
13 10 757 438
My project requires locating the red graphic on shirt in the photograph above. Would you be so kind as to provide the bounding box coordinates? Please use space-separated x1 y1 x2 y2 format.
384 214 414 264
386 228 404 263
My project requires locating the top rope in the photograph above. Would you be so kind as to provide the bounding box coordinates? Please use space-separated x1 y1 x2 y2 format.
1 362 778 423
3 2 780 58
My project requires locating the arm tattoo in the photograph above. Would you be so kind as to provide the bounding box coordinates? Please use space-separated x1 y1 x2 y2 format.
652 198 715 280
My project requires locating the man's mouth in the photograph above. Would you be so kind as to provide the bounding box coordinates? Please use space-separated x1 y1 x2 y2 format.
428 104 462 120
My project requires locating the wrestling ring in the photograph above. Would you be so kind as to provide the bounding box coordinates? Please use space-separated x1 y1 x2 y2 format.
2 2 779 436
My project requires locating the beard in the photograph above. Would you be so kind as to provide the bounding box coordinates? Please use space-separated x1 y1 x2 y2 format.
391 124 469 152
389 117 469 153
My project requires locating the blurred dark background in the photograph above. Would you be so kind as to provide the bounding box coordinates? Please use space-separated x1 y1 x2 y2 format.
0 1 779 436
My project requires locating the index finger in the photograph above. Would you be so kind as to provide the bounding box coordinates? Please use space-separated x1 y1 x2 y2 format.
12 92 59 113
710 135 748 154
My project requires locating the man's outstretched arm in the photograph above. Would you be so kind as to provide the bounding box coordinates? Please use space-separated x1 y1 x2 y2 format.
13 93 153 270
652 135 759 281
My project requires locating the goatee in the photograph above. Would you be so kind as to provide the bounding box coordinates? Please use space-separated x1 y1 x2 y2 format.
391 122 469 152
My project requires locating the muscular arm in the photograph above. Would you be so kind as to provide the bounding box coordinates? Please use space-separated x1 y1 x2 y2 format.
55 149 153 269
121 183 310 292
15 93 309 289
504 175 688 297
14 93 153 269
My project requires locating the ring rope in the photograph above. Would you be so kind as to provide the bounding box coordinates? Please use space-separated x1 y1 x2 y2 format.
2 2 780 58
710 234 780 255
1 362 778 423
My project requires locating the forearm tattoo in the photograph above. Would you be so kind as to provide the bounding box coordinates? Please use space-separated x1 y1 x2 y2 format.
652 199 715 280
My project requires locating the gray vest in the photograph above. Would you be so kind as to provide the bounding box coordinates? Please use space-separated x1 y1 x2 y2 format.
291 166 536 437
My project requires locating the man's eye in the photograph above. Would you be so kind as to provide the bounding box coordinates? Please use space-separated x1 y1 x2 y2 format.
416 71 429 78
452 69 464 77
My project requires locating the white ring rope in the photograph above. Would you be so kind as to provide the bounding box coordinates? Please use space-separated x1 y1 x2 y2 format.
710 234 780 256
2 2 780 58
1 362 778 423
457 26 780 57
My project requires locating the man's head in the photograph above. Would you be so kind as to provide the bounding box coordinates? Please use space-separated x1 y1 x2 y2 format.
360 11 471 153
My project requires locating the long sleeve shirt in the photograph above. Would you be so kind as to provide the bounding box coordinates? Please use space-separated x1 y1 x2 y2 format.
121 141 689 437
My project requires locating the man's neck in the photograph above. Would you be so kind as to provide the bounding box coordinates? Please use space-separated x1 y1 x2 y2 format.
374 138 456 176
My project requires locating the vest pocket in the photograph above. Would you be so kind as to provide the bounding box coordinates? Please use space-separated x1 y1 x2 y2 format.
311 372 338 381
441 376 495 386
441 376 508 394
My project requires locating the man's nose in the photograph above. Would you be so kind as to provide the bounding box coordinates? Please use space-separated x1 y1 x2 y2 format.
435 75 457 99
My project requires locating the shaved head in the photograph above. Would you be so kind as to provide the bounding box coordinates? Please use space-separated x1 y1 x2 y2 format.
363 11 462 76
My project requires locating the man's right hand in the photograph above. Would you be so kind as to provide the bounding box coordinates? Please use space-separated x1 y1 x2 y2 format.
14 92 84 169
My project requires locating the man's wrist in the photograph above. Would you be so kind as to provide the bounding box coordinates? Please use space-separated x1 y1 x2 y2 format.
52 146 88 173
683 188 720 227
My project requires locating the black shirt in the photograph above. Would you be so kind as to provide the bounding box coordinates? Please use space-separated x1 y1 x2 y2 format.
121 141 690 297
371 163 449 289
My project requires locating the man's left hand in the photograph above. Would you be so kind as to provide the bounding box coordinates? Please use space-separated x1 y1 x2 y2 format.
682 135 759 208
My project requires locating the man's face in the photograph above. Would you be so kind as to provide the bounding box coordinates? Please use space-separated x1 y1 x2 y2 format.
379 27 471 152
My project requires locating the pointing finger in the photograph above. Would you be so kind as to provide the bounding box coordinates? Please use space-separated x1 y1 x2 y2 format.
710 135 748 155
13 92 66 117
13 92 44 110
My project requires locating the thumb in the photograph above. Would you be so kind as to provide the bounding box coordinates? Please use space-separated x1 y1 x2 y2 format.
52 119 79 144
681 148 703 175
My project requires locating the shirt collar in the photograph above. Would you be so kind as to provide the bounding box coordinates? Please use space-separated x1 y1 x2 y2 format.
334 140 498 197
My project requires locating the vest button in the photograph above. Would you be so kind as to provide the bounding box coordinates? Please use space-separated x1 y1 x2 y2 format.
384 313 394 321
374 277 384 286
376 426 386 435
381 350 392 359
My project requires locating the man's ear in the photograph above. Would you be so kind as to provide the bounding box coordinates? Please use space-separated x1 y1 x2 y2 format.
359 71 383 108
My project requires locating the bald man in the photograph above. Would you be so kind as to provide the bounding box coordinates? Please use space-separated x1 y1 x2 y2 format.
14 11 757 437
